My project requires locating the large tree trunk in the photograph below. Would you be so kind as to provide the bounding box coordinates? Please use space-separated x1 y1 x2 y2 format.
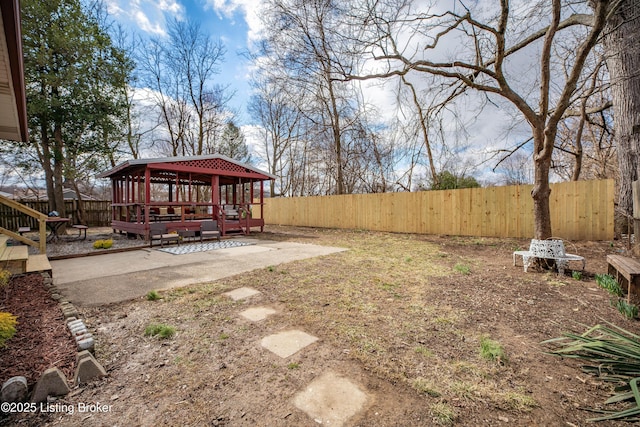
531 129 553 240
53 124 66 219
603 0 640 250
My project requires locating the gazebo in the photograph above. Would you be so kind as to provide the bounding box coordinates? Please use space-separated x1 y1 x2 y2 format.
98 154 276 238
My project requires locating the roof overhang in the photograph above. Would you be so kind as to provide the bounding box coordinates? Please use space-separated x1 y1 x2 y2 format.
0 0 28 142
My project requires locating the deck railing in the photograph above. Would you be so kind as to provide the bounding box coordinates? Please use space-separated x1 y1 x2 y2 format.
0 194 47 253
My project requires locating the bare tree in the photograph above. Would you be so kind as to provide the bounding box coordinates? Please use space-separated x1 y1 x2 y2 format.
138 18 233 157
261 0 360 194
345 0 614 239
248 76 303 196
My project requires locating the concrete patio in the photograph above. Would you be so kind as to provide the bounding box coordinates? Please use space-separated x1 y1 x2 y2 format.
51 238 346 306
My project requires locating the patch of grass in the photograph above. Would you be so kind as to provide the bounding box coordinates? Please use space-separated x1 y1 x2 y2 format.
452 361 484 377
412 377 441 397
144 323 175 339
454 263 471 275
193 297 224 310
414 346 434 357
571 271 582 281
450 381 479 400
146 290 161 301
287 362 300 369
501 392 538 411
219 332 230 340
430 402 456 425
379 282 397 291
479 335 507 364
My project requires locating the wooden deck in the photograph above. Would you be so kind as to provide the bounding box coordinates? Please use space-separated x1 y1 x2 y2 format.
112 217 265 239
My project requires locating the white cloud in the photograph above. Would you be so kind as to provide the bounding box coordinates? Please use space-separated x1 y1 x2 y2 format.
106 0 185 37
205 0 266 45
133 10 166 36
158 0 184 15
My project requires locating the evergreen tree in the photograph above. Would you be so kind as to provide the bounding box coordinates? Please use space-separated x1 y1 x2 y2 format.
430 171 480 190
17 0 132 214
219 122 251 164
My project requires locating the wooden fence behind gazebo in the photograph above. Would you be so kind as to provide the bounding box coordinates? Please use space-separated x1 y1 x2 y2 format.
0 200 111 229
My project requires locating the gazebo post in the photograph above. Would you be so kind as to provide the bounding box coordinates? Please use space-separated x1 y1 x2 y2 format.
145 167 151 235
211 175 220 219
260 180 264 232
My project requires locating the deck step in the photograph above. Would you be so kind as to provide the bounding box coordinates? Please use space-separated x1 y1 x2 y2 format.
0 245 28 274
26 254 52 275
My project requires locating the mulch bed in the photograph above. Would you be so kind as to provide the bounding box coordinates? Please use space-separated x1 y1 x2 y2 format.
0 274 77 389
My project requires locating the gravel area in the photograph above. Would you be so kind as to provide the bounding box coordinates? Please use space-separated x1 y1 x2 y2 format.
24 227 147 258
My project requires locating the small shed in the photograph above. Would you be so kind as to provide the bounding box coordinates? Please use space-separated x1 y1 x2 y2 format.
98 154 276 238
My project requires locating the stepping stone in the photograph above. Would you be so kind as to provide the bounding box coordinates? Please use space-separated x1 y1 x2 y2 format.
261 330 318 358
293 371 368 427
239 306 277 322
223 287 261 301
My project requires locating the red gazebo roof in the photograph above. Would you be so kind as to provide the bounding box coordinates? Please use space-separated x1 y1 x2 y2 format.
98 154 277 183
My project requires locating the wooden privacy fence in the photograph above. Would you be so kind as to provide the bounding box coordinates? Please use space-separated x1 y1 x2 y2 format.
263 179 615 241
0 200 111 230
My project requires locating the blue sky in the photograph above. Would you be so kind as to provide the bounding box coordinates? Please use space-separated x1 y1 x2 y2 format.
105 0 262 123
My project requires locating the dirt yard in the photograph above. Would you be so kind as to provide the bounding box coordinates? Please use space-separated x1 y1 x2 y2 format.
1 226 637 426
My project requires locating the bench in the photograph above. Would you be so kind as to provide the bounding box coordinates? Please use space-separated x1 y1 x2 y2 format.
513 239 585 275
71 224 88 240
607 255 640 301
17 226 30 235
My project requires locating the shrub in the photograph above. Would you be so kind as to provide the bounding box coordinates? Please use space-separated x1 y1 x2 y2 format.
93 239 113 249
0 269 10 288
0 312 18 347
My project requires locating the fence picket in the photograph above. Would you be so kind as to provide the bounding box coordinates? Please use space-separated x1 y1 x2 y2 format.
263 180 615 241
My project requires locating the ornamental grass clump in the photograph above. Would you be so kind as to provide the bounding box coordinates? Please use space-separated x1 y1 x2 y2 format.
0 312 17 347
544 322 640 421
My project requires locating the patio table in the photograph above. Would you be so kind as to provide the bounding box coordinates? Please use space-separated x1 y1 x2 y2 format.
46 217 70 242
178 229 197 243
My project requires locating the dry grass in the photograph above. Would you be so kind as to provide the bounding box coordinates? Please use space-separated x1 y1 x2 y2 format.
158 227 539 410
37 225 627 426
